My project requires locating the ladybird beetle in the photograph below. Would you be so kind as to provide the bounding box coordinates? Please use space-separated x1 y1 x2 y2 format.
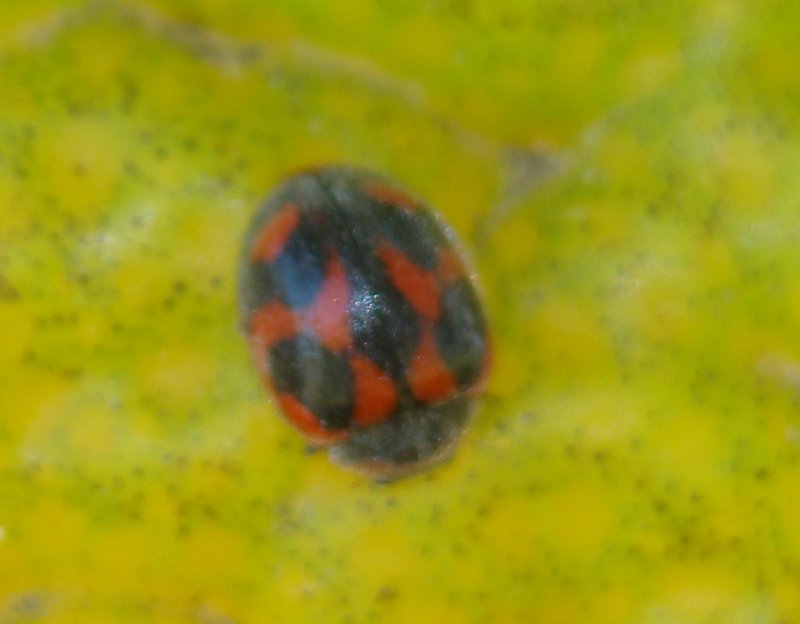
238 166 490 479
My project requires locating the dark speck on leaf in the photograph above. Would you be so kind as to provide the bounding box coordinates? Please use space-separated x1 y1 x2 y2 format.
377 586 398 602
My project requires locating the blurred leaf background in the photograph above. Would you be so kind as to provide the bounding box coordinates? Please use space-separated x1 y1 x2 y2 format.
2 0 800 622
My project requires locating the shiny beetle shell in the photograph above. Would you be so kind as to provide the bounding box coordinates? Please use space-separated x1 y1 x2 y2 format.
238 166 490 478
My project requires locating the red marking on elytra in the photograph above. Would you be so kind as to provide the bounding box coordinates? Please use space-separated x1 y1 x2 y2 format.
249 301 298 348
378 244 440 320
350 354 398 426
302 255 351 351
249 204 301 262
363 181 419 212
436 247 465 284
408 325 456 403
277 392 348 443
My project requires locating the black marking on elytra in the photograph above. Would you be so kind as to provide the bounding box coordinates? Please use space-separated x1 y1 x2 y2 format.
239 261 279 323
269 335 354 431
270 213 328 310
346 264 420 385
434 279 488 389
